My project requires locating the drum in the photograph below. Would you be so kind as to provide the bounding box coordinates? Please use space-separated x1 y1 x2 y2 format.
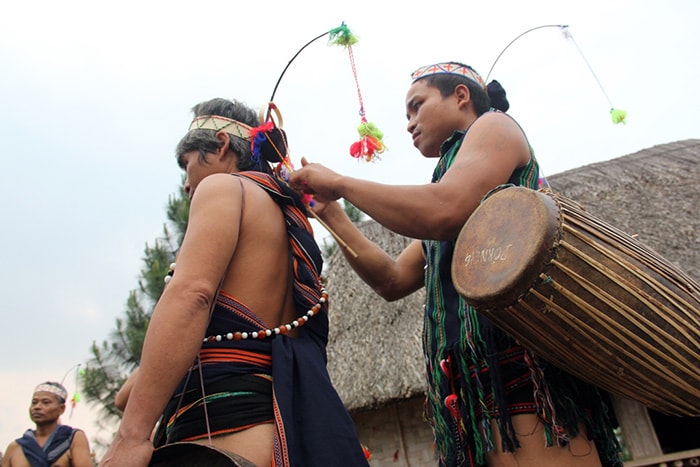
451 186 700 416
149 442 256 467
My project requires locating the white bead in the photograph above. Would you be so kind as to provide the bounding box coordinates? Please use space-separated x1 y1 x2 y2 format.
292 320 299 327
241 332 248 339
319 297 326 303
307 310 314 317
252 332 258 339
170 262 177 270
226 333 233 340
164 275 171 284
215 335 222 342
285 325 292 331
301 316 308 322
265 329 272 337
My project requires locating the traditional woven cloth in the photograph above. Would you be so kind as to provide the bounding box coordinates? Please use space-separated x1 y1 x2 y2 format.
421 112 621 466
156 172 369 467
16 425 77 467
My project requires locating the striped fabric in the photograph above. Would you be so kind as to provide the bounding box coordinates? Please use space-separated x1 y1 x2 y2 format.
154 172 369 467
421 113 621 466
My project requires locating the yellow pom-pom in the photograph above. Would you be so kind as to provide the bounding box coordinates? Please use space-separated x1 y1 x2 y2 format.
611 108 627 125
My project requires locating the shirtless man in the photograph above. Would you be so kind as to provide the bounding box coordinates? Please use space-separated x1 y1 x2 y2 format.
2 382 92 467
99 98 368 467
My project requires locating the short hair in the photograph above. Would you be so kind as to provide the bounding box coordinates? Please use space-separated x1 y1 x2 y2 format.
176 98 274 174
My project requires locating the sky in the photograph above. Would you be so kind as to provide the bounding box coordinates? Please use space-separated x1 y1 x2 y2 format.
1 0 698 459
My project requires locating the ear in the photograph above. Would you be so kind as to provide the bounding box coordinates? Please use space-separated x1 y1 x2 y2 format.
214 131 231 161
454 83 472 109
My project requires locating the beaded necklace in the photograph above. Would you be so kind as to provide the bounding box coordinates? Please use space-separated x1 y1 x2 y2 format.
163 263 328 342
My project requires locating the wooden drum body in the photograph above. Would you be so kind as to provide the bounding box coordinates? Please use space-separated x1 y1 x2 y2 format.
451 186 700 416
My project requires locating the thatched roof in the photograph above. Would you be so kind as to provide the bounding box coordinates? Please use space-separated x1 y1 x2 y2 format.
324 222 426 412
325 139 700 412
547 138 700 280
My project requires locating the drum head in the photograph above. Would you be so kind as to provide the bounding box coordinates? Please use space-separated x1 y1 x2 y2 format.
149 442 256 467
452 187 560 309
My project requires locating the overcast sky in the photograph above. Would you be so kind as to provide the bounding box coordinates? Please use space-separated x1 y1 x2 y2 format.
1 0 698 457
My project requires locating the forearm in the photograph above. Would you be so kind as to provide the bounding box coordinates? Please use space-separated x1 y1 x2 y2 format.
335 176 465 240
117 285 212 440
320 202 414 300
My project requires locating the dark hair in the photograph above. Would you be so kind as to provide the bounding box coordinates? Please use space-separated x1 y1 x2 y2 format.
419 62 509 114
175 98 288 174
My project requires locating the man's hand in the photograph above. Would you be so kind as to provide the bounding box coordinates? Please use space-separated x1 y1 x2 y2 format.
99 432 153 467
289 157 343 202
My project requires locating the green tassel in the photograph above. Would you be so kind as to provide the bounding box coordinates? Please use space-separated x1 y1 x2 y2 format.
357 121 383 139
328 22 358 47
611 108 627 125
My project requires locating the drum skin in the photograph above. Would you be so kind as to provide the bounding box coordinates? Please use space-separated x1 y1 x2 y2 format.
149 442 256 467
451 186 700 416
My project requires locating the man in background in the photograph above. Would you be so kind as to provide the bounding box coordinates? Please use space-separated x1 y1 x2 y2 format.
2 382 92 467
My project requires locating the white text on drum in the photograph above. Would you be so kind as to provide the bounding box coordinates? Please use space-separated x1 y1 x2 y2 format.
462 244 513 266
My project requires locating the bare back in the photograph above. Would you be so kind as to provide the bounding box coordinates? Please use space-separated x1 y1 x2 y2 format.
219 176 298 335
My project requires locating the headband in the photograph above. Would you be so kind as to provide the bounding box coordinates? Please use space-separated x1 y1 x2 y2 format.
188 115 253 141
411 62 486 89
34 383 67 402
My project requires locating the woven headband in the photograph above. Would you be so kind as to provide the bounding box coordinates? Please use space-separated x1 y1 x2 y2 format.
34 383 67 401
411 62 486 89
188 115 253 141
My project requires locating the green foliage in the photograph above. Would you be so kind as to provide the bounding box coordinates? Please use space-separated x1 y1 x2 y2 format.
342 199 364 223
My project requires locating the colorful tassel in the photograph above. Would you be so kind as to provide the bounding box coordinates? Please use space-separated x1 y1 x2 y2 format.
350 119 386 162
249 121 276 163
610 108 627 125
328 22 358 47
361 444 372 460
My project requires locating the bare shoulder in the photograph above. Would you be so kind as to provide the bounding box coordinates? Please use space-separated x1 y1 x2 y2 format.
68 428 93 467
470 111 526 137
462 111 530 166
194 173 272 205
193 173 244 200
71 428 89 442
2 441 23 466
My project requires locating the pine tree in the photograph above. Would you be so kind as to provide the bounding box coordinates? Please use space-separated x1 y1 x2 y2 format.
80 181 189 447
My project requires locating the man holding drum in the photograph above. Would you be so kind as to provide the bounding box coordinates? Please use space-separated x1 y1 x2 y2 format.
290 62 622 466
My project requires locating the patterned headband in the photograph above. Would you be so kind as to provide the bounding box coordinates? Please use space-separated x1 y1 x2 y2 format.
188 115 253 141
34 383 67 402
411 62 486 89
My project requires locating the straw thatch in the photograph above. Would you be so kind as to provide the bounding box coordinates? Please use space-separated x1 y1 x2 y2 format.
324 222 426 412
325 138 700 413
546 138 700 281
